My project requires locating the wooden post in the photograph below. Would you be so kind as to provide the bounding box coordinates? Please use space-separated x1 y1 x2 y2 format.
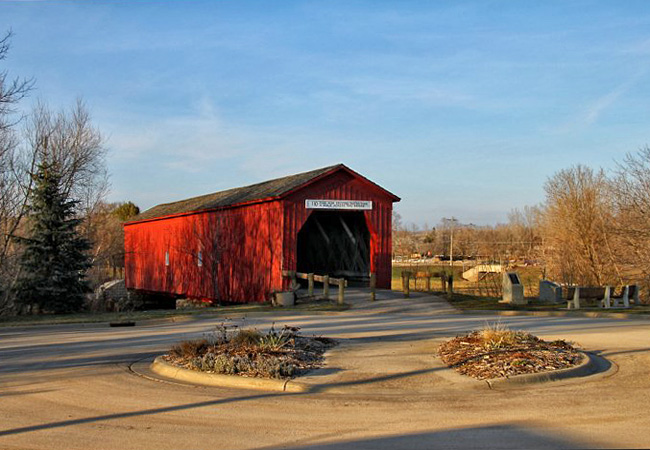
447 274 453 298
441 273 447 293
370 272 376 301
603 286 611 308
403 272 410 298
308 273 314 297
338 281 344 305
425 274 431 293
323 275 330 300
288 270 297 291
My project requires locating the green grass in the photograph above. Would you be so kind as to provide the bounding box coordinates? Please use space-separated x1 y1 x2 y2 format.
0 299 350 327
445 292 650 314
442 293 558 311
391 263 545 297
595 306 650 314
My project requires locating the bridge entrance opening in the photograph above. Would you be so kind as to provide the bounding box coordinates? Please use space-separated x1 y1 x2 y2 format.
296 210 370 286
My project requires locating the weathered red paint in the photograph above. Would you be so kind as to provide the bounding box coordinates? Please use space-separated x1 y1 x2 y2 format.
124 166 398 303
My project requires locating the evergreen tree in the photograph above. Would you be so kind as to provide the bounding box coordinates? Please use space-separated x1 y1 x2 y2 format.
112 201 140 222
14 163 91 313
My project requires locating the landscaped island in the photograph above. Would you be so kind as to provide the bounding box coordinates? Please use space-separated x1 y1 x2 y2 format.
164 324 336 379
438 325 582 380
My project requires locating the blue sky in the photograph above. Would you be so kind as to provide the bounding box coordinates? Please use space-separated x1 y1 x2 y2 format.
3 1 650 226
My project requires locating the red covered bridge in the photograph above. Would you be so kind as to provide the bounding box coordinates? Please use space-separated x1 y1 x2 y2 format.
124 164 400 303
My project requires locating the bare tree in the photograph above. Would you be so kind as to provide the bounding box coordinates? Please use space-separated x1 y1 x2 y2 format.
0 31 34 132
24 99 108 217
541 165 616 286
506 205 543 261
0 31 109 315
392 210 414 258
0 31 34 313
0 98 107 313
609 147 650 298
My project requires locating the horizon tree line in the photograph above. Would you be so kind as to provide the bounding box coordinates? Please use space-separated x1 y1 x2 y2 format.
393 148 650 302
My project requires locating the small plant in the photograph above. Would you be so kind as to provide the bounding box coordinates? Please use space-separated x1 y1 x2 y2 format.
231 329 262 347
479 322 520 350
209 323 230 345
169 339 209 358
257 323 298 351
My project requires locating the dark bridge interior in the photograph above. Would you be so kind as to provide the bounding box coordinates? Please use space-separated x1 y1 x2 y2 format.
297 211 370 285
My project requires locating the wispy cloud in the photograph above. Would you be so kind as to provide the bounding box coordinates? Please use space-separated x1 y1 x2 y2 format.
554 70 646 133
335 76 475 107
623 37 650 56
583 81 633 126
105 97 245 170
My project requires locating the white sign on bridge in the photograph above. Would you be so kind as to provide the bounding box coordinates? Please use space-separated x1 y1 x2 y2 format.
305 199 372 210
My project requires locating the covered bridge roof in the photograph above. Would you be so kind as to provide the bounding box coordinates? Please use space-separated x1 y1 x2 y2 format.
128 164 399 224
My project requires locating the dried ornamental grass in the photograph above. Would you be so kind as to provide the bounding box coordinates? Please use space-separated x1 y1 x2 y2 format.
479 322 520 350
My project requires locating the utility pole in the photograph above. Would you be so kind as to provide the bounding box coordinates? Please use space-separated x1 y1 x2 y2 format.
443 217 458 268
450 226 453 268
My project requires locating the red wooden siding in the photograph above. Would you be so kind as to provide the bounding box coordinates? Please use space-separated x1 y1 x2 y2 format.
281 170 394 289
125 201 284 303
124 166 397 303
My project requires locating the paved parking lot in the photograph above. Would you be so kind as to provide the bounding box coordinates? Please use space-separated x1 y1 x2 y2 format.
1 290 649 449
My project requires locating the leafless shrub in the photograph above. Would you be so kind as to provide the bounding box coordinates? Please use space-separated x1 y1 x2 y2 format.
169 339 210 359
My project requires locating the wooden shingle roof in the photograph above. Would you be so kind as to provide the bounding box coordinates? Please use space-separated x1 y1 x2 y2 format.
128 164 399 224
130 165 338 222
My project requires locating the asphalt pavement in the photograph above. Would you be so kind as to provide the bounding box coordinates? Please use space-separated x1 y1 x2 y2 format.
1 289 649 449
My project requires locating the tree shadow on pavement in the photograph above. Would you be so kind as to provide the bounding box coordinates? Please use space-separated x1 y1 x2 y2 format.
258 425 592 450
0 364 451 437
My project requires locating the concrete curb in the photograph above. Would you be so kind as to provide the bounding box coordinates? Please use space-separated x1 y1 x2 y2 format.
150 356 310 393
435 351 615 390
485 351 597 389
458 309 650 321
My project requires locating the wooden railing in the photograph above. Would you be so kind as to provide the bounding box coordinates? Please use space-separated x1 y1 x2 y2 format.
400 271 453 298
282 270 348 304
281 271 378 304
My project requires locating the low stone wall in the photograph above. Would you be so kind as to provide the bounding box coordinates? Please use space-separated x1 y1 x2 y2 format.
93 279 143 311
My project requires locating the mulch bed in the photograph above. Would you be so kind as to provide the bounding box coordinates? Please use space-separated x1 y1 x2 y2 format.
164 333 337 379
438 331 582 380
